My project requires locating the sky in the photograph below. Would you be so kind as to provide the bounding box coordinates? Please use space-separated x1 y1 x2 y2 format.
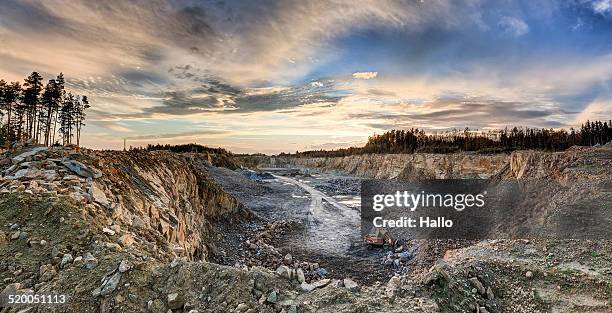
1 0 611 154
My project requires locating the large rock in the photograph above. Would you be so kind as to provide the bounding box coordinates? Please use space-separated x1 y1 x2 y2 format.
167 293 184 310
39 264 57 282
469 277 486 295
93 271 122 297
118 260 131 273
102 227 116 236
300 282 315 292
60 254 73 269
283 253 293 265
12 147 48 164
91 183 110 207
61 160 102 179
266 290 277 304
117 234 135 247
311 278 331 289
275 265 291 279
343 278 359 291
83 252 98 269
386 275 401 297
296 268 305 283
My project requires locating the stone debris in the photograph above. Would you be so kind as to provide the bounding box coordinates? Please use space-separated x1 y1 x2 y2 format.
283 253 293 265
343 278 359 291
11 147 49 164
93 271 122 297
11 230 21 240
102 227 116 236
296 268 305 283
275 265 291 279
167 292 184 310
39 264 57 282
83 253 98 269
266 290 277 303
0 143 608 313
61 159 102 178
1 146 106 205
60 253 73 269
118 260 131 273
469 277 486 295
117 233 135 247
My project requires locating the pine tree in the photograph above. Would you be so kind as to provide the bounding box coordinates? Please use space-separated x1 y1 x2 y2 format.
21 72 43 142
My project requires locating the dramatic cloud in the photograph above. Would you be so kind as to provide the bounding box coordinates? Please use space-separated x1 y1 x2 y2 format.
352 72 378 80
1 0 611 152
348 96 572 131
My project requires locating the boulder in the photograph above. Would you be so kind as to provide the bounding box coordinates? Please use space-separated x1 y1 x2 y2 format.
167 293 184 310
12 147 48 164
275 265 291 279
300 282 315 292
343 278 359 291
11 230 21 240
296 268 305 283
91 183 110 207
39 264 57 282
486 287 495 300
311 278 330 289
118 260 131 273
105 242 122 251
83 252 98 269
469 277 486 295
117 234 135 247
102 227 115 236
60 254 73 269
386 275 401 297
266 290 277 304
0 283 22 301
98 271 121 297
62 160 102 179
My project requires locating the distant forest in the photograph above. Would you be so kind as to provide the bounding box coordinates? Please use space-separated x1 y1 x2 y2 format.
145 143 231 155
0 72 90 147
287 121 612 157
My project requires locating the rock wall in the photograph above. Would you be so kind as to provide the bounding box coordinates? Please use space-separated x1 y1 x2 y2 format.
0 146 246 262
245 145 611 181
89 150 245 261
509 145 611 181
249 153 510 179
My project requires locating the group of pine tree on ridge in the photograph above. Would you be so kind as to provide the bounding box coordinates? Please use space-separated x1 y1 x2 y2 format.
0 72 90 148
290 121 612 157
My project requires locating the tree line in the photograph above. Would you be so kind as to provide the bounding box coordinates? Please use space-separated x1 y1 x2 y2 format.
144 143 231 155
0 72 90 147
289 121 611 157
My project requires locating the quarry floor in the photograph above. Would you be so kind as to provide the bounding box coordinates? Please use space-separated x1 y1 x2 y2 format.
206 167 398 283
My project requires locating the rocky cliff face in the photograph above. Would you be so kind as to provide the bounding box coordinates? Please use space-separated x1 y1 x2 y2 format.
90 150 246 261
508 146 611 181
247 144 611 182
0 146 246 262
251 153 510 179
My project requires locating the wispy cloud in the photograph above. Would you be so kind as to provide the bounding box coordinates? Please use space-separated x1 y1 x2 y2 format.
352 72 378 80
498 16 529 37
